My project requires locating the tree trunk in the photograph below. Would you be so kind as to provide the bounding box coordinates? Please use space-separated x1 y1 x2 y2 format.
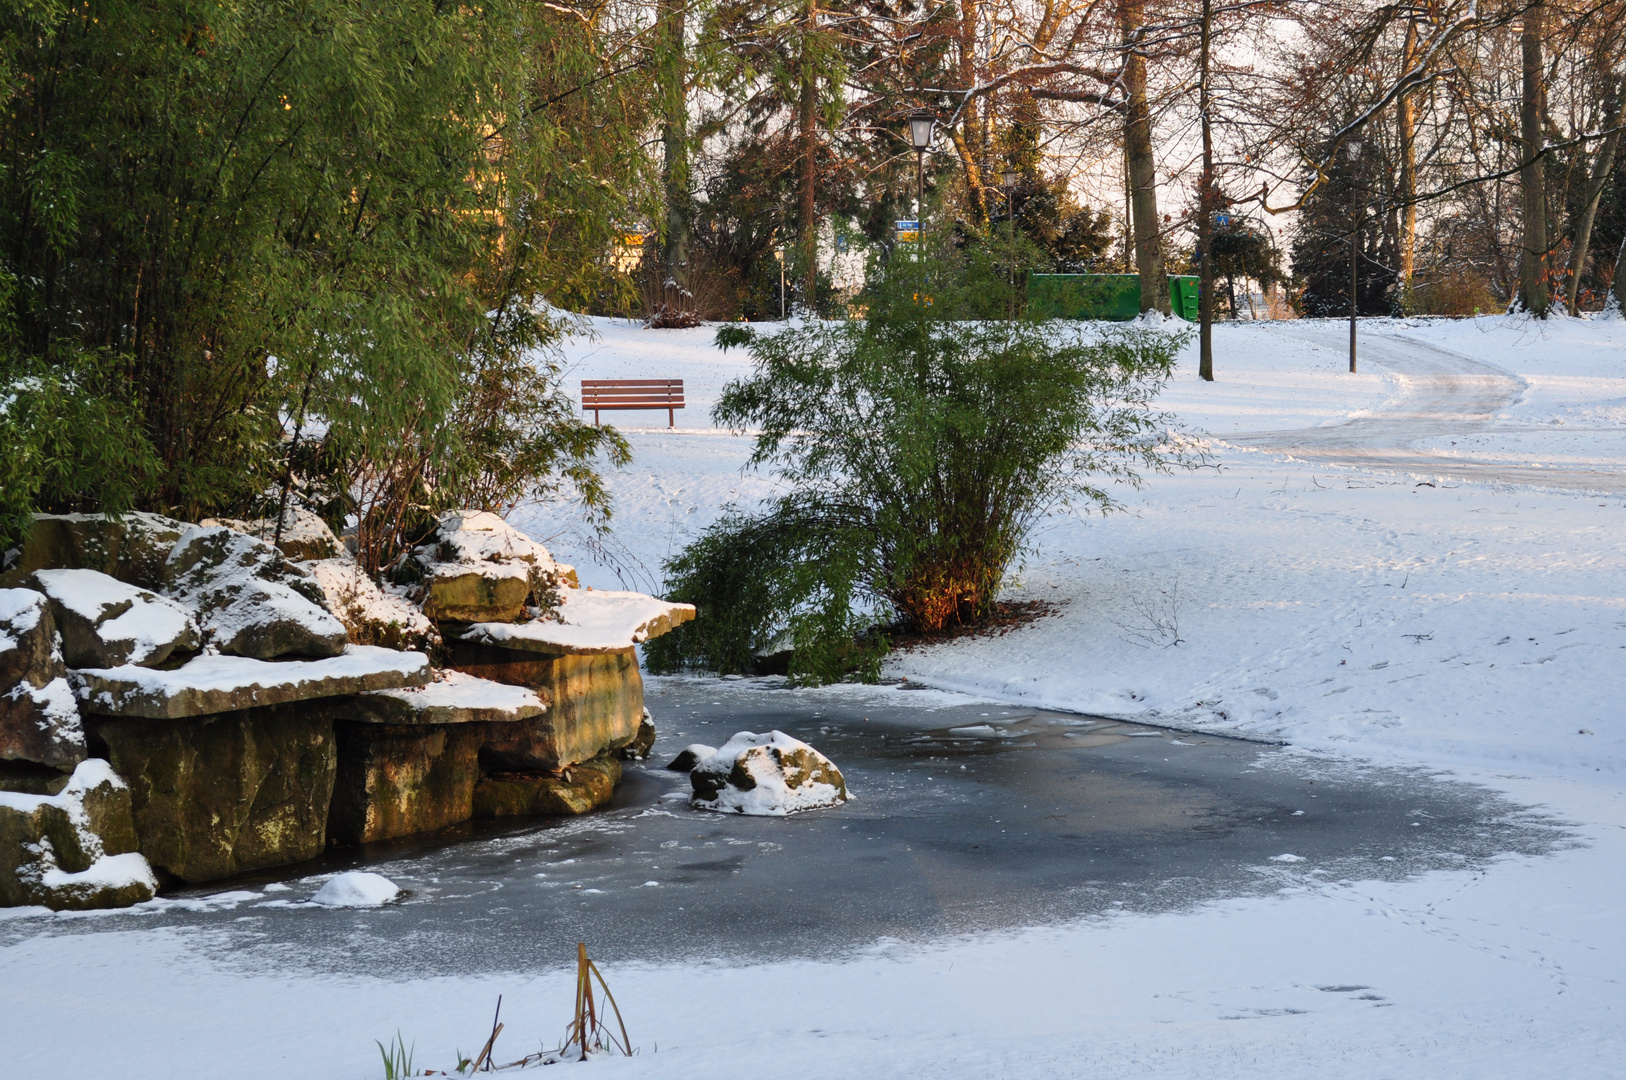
955 0 988 224
1121 0 1169 313
1198 0 1214 378
659 0 690 307
797 0 820 313
1566 81 1623 312
1610 236 1626 315
1398 19 1418 291
1518 2 1550 315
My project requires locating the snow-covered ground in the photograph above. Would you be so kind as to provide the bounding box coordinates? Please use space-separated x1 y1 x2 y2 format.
6 313 1626 1078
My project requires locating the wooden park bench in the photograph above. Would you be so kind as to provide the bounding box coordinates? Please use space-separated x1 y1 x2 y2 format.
580 378 685 427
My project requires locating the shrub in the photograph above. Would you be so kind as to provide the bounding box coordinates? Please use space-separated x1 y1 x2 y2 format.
646 240 1195 682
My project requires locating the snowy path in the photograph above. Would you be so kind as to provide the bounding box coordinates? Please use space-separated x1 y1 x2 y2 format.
1228 321 1626 491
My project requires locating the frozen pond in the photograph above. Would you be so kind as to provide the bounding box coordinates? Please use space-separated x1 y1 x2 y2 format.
1 676 1564 976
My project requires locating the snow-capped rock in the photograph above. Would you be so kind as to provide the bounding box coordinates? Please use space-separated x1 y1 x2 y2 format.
164 526 348 659
411 511 573 623
32 568 199 668
0 588 84 769
310 871 400 907
664 743 717 772
690 731 848 816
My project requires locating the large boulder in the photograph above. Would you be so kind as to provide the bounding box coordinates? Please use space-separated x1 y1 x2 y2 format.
86 706 337 883
690 731 848 816
0 589 85 768
1 512 187 590
450 644 644 770
0 758 156 910
32 569 199 668
473 752 621 818
163 526 348 659
328 722 489 845
410 511 572 623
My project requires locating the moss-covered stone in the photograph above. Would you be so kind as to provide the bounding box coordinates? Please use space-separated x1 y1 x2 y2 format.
420 568 532 623
86 708 337 883
328 722 487 844
449 643 644 770
0 512 187 590
473 753 621 818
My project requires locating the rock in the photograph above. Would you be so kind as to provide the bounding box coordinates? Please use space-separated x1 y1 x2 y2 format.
310 870 400 907
164 526 348 659
451 643 644 769
458 588 696 655
0 590 85 769
0 758 155 910
473 753 621 818
86 706 337 883
203 507 345 563
328 721 488 844
32 569 199 668
620 709 655 760
690 731 848 816
410 511 569 623
0 760 72 795
664 743 717 773
71 646 431 719
353 670 544 726
301 556 439 652
1 512 187 590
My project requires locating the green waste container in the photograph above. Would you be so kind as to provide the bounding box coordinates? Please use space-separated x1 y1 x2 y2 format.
1028 273 1201 322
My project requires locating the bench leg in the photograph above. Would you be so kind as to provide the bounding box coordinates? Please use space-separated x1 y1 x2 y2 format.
593 409 600 427
668 407 674 428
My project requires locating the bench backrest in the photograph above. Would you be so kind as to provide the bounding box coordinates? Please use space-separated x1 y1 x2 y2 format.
580 379 685 408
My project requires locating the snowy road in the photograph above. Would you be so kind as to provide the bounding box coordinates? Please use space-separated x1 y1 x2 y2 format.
1228 320 1626 491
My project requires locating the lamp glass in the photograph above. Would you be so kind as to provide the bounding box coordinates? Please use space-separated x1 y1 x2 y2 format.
908 114 934 150
1001 169 1019 190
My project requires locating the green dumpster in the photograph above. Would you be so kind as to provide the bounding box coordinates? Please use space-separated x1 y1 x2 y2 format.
1028 274 1200 322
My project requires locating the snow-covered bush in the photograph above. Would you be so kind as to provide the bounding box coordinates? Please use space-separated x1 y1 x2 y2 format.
647 246 1196 683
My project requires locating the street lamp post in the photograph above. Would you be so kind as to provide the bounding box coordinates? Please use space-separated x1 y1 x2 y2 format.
907 110 935 228
1346 138 1361 374
774 245 786 320
1002 167 1019 319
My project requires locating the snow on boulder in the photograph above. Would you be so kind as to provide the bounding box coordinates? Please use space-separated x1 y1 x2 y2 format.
0 758 155 910
690 731 848 816
32 569 199 668
664 744 717 772
301 555 439 653
355 669 545 725
0 588 85 768
70 645 431 719
410 511 574 623
163 526 348 660
201 507 345 563
460 588 696 655
310 871 400 907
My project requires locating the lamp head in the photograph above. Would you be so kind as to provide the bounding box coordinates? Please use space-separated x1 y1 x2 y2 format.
907 110 935 151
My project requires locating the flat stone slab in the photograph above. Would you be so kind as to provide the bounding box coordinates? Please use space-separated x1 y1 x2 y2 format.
459 589 695 656
71 646 431 719
354 670 545 725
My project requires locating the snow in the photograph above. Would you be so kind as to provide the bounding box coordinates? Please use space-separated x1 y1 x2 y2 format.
360 669 544 723
32 568 197 666
4 314 1626 1078
39 852 157 895
690 729 848 816
69 645 431 718
460 587 695 654
309 871 401 908
300 555 437 647
0 586 46 651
